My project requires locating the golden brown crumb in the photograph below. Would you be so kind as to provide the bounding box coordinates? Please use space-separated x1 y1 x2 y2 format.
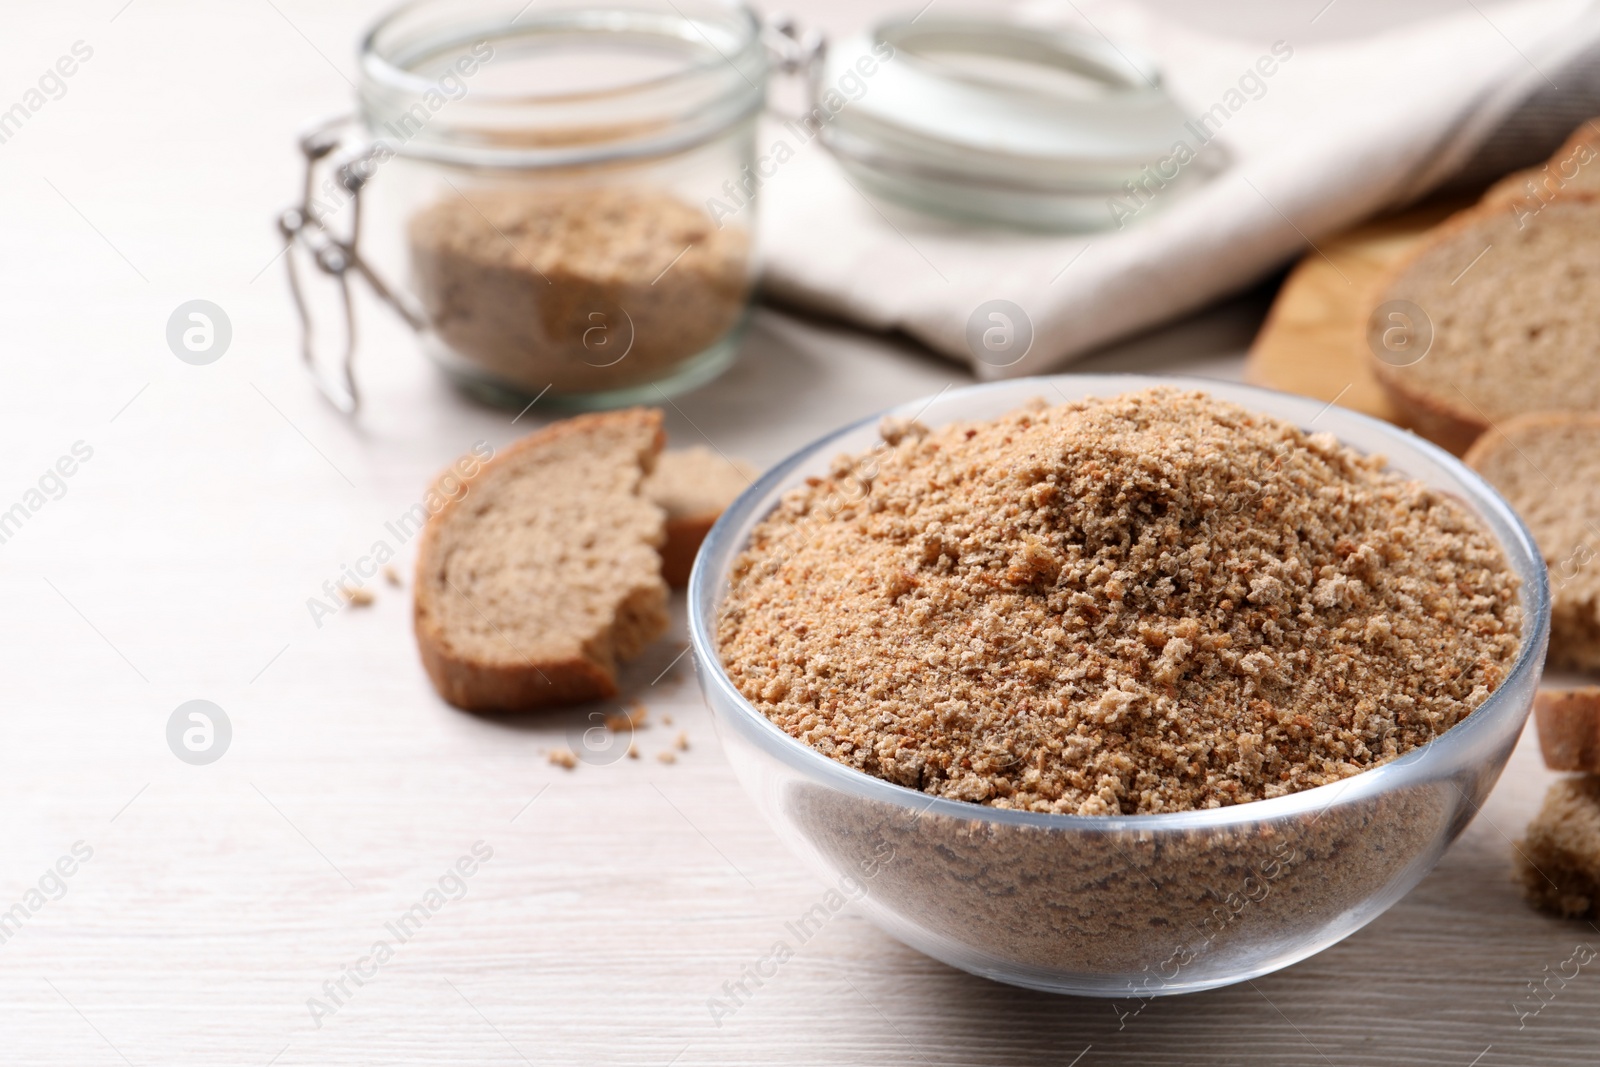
628 743 639 759
383 564 403 587
663 713 675 726
674 731 690 751
656 751 677 764
548 748 577 769
718 388 1522 815
340 583 375 607
604 702 651 732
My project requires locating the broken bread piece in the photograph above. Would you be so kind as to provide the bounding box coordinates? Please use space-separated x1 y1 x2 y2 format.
1535 689 1600 772
643 446 756 588
1370 193 1600 455
1519 775 1600 919
413 409 669 711
1465 413 1600 670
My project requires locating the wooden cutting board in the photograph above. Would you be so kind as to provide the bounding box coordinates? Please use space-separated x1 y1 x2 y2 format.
1244 194 1477 441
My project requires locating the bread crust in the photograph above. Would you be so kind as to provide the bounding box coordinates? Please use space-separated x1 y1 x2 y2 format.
644 448 755 589
660 514 717 589
1534 688 1600 773
1368 190 1600 454
1367 199 1500 453
1461 410 1600 468
413 409 667 711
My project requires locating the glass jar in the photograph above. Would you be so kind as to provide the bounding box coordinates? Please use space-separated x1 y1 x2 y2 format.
283 0 766 412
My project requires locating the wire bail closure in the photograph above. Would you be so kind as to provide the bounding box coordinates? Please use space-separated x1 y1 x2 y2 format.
277 115 424 416
763 14 826 76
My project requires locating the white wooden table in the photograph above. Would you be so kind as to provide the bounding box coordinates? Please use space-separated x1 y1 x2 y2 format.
1 2 1595 1064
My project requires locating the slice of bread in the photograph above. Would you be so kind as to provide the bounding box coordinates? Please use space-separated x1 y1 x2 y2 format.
644 446 756 588
1518 775 1600 918
1482 118 1600 210
1535 689 1600 772
413 409 670 711
1369 192 1600 454
1464 413 1600 670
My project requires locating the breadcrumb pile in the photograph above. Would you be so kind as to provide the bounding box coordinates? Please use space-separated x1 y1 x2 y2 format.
718 389 1522 814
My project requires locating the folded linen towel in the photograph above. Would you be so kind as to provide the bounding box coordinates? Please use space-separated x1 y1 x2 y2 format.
755 0 1600 376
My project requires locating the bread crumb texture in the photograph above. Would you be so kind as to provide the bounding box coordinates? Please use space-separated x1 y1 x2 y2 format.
1466 413 1600 671
1520 775 1600 918
646 447 757 588
413 409 668 711
718 388 1522 814
408 187 750 395
1374 194 1600 430
645 446 755 521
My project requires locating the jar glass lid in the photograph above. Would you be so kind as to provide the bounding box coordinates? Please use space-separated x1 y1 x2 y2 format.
815 15 1202 230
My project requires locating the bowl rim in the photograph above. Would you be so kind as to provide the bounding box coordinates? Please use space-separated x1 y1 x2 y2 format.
687 374 1551 832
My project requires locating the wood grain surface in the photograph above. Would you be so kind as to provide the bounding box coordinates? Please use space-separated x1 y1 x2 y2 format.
2 3 1597 1065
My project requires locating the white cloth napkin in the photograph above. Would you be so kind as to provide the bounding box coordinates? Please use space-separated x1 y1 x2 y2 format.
755 0 1600 377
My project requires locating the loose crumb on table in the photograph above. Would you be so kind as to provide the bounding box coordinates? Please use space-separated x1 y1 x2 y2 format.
340 582 374 607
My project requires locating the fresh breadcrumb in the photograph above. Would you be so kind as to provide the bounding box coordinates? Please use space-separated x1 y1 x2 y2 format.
1466 414 1600 670
718 388 1522 815
340 583 374 607
408 188 750 395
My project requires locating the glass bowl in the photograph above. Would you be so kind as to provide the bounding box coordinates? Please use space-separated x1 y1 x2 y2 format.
687 375 1550 997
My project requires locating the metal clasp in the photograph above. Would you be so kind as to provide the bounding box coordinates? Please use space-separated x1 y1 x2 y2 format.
277 115 424 416
763 14 826 76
